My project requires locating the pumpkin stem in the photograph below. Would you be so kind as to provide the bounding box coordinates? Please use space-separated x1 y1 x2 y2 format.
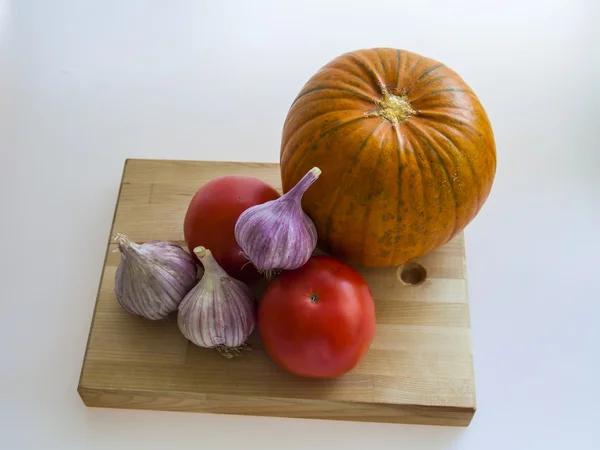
376 91 415 125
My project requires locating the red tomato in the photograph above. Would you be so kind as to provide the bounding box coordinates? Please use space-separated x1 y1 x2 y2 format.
258 256 376 378
183 175 280 282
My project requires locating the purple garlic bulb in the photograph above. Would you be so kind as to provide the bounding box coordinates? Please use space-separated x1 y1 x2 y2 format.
114 234 197 320
177 246 256 358
234 167 321 277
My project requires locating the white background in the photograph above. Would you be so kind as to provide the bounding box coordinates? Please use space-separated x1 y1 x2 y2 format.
1 0 599 448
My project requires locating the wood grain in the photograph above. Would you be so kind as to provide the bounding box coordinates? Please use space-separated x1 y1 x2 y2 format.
78 159 476 426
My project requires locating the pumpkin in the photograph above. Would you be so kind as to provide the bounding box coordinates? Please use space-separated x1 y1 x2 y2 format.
280 48 497 267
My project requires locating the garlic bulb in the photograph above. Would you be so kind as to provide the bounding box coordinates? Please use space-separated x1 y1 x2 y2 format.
114 234 197 320
234 167 321 277
177 246 256 358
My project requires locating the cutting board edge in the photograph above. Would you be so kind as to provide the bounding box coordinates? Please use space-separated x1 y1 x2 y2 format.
78 159 130 393
123 157 281 167
78 385 476 427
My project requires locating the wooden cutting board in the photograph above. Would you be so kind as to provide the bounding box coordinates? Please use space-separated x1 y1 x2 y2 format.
78 159 476 426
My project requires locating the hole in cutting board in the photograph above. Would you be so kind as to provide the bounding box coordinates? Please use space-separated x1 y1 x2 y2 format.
397 262 427 286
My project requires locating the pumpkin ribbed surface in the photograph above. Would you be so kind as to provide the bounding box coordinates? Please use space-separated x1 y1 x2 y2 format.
280 48 496 267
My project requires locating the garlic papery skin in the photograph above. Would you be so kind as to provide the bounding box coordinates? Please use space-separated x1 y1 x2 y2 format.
234 167 321 276
177 246 256 358
114 234 198 320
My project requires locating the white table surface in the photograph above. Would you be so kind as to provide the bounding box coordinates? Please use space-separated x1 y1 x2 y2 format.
1 0 599 448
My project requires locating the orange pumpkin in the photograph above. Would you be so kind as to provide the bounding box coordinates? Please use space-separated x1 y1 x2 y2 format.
280 48 496 267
